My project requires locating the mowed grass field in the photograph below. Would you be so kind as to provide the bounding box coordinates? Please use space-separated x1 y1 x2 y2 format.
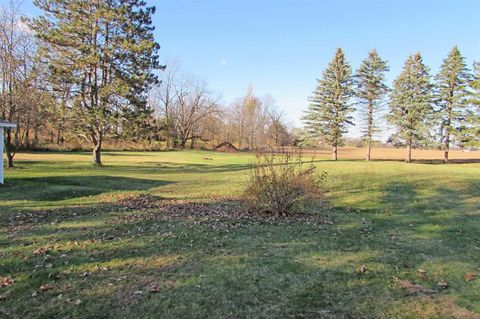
1 148 479 318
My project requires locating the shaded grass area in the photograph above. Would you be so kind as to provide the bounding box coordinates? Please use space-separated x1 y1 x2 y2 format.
1 150 480 318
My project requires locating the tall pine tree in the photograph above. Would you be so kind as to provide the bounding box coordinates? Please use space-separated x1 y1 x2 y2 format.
303 48 354 160
388 53 433 163
434 46 470 163
354 49 389 161
462 62 480 147
31 0 162 165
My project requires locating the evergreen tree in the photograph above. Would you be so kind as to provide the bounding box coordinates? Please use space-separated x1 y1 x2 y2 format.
434 46 470 163
462 62 480 147
31 0 162 164
121 104 156 142
303 48 354 160
388 53 433 163
354 49 389 161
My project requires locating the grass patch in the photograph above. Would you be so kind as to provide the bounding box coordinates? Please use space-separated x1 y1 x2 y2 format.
1 150 479 318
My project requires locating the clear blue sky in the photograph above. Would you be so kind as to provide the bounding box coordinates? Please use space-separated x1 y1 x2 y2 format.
14 0 480 138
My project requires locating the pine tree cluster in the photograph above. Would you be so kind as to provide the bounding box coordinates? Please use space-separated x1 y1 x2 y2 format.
303 46 478 163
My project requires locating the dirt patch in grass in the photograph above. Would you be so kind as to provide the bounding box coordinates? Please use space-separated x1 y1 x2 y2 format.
401 296 480 319
394 277 436 295
113 193 332 227
116 193 166 210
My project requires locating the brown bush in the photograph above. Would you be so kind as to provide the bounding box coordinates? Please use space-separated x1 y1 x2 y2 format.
243 149 326 217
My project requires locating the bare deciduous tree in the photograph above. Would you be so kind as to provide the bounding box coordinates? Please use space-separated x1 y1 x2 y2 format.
0 1 38 167
226 89 291 150
266 103 290 146
229 87 268 150
152 67 221 149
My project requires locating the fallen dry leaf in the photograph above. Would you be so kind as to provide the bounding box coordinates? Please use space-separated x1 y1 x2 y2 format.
359 264 368 274
437 280 448 289
111 195 332 228
66 298 82 305
397 280 424 293
147 283 160 293
417 269 427 279
394 277 435 294
33 247 49 255
464 272 477 282
48 273 62 280
0 277 14 288
39 284 54 291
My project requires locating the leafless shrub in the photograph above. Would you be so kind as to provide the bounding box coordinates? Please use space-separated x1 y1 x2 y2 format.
243 148 326 217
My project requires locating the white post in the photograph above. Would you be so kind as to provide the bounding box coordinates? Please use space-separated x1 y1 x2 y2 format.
0 128 4 184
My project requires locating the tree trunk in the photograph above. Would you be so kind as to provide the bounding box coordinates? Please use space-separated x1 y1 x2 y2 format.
34 129 39 146
93 146 102 165
179 138 187 149
366 100 373 161
6 153 13 168
166 135 171 150
24 129 30 149
444 128 450 163
332 145 338 161
366 143 371 161
405 141 412 163
92 140 102 165
190 138 195 149
57 131 64 145
5 129 14 168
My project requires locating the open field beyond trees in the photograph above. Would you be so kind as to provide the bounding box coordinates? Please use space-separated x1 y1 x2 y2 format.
1 149 480 318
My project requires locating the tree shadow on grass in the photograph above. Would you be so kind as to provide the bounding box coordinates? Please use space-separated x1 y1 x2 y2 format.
104 151 175 156
283 180 480 317
1 191 479 318
0 176 172 202
0 198 383 318
9 159 255 175
362 179 480 265
379 178 480 215
106 162 255 174
371 158 480 164
1 172 480 318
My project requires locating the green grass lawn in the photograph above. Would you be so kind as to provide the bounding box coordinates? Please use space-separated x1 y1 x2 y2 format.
1 151 479 318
